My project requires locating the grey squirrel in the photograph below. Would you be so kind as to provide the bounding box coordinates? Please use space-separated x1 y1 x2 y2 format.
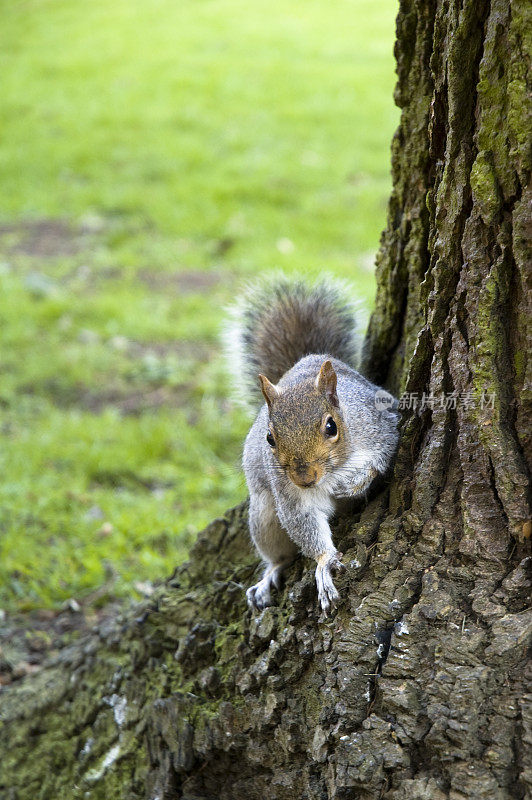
225 276 399 615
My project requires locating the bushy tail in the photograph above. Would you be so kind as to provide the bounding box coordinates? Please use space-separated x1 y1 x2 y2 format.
223 275 363 410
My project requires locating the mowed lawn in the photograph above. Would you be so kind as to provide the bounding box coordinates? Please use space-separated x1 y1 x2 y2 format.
0 0 398 612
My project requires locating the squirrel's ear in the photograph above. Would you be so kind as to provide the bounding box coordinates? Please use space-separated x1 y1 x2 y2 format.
258 374 279 409
316 360 339 407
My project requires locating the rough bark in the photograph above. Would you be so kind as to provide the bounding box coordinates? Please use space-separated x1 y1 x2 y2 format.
1 0 531 798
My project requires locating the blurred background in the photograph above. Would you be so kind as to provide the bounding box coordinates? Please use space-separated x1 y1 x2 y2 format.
0 0 398 616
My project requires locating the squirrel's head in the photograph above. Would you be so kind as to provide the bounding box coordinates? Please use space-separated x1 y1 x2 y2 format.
259 360 348 489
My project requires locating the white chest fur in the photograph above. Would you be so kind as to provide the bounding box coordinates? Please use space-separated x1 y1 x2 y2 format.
286 480 336 517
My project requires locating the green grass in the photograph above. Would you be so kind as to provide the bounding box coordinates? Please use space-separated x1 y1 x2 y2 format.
0 0 398 612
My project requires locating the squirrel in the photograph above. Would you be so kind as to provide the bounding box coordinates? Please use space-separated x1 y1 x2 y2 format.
225 276 399 616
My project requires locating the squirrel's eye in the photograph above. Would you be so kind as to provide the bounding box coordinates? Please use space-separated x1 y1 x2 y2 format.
324 417 337 437
266 430 275 447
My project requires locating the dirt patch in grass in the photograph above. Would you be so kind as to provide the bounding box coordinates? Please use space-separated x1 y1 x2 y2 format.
124 338 214 360
136 267 227 294
18 338 216 414
89 468 174 491
0 219 92 259
83 385 191 415
19 379 192 415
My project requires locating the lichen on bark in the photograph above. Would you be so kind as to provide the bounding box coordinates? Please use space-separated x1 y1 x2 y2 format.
1 0 531 798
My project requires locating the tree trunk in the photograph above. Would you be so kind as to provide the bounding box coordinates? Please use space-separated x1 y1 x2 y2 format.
1 1 531 798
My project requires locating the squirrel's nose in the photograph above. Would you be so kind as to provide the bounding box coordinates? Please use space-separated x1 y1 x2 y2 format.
292 465 318 488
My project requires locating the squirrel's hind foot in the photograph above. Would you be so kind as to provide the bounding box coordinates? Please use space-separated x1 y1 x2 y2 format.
315 552 346 616
246 581 272 611
246 564 285 611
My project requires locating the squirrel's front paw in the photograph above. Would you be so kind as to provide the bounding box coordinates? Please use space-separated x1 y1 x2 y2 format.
246 580 272 611
315 551 346 616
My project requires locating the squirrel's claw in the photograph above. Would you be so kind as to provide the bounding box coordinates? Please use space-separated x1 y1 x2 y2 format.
316 551 345 616
329 551 346 576
318 583 340 617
